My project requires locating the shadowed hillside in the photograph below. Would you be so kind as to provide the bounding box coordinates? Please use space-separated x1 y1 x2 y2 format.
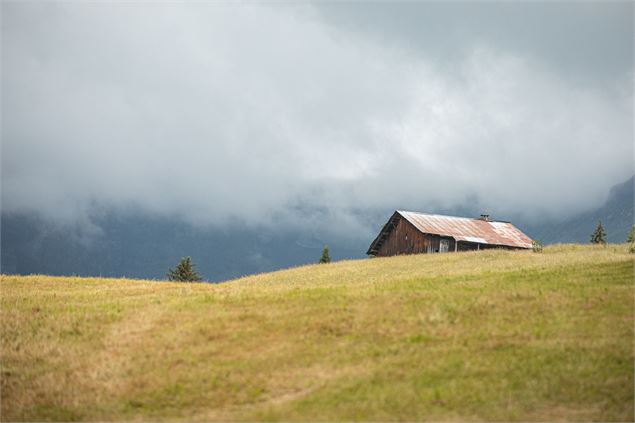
2 176 632 281
1 244 633 421
527 175 634 244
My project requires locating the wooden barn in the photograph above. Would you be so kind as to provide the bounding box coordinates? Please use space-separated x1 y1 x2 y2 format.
367 211 533 257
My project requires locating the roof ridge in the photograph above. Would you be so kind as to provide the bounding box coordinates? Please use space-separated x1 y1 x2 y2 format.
397 210 508 222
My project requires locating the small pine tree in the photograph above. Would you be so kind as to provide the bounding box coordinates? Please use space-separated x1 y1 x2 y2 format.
167 256 202 282
627 225 635 243
532 240 543 253
590 220 607 245
319 245 331 264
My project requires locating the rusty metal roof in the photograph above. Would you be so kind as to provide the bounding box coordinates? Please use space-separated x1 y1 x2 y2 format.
368 210 533 254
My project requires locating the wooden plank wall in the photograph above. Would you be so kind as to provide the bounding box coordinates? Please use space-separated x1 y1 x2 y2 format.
376 217 456 257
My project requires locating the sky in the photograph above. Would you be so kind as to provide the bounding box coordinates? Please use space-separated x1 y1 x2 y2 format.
2 1 633 238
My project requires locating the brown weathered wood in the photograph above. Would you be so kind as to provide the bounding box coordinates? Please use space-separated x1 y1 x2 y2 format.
375 215 457 257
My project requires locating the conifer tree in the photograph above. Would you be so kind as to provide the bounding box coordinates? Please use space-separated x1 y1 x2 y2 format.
319 246 331 264
590 221 607 245
627 225 635 243
167 256 203 282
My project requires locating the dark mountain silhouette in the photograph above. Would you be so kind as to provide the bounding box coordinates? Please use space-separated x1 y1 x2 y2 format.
2 176 632 281
0 213 364 282
525 175 633 244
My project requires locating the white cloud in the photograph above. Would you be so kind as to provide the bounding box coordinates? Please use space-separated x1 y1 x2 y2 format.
2 3 632 236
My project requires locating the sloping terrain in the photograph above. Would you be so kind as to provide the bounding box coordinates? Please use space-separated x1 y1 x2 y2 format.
526 175 634 244
1 245 633 421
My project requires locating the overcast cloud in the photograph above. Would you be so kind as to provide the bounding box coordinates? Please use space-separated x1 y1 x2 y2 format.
2 2 633 236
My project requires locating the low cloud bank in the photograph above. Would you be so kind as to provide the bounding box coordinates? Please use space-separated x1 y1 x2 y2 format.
2 3 632 238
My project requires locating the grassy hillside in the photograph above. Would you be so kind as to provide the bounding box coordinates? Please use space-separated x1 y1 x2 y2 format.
1 245 633 421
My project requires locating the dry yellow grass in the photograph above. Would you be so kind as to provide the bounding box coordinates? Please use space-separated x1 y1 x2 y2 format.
1 244 633 421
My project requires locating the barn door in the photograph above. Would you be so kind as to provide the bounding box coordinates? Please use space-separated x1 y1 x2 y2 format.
439 239 449 253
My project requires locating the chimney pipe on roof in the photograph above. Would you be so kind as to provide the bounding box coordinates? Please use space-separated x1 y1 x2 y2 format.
479 214 491 222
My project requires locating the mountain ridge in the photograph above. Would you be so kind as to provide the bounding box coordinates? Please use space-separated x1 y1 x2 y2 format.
2 176 633 281
524 175 633 244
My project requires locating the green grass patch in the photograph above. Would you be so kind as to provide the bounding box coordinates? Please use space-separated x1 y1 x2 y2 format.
1 244 633 421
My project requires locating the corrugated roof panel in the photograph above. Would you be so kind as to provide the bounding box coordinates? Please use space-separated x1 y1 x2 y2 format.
456 236 488 244
396 210 533 249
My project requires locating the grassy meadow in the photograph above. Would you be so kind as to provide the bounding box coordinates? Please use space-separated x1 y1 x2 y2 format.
1 244 633 421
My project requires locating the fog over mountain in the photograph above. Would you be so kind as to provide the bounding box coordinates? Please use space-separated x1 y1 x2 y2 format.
1 2 633 280
1 175 633 282
526 175 634 245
